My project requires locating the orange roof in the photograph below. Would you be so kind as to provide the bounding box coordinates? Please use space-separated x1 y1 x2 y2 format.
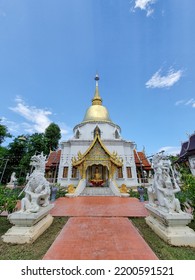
133 150 152 170
45 150 61 169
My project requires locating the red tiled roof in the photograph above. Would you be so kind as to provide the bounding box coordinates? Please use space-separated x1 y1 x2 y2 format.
45 149 152 170
133 150 152 170
45 150 61 169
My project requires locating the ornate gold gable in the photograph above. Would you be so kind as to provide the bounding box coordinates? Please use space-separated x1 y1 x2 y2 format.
72 133 123 179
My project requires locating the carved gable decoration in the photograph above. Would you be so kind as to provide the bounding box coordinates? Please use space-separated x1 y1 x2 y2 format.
72 134 122 168
85 141 109 161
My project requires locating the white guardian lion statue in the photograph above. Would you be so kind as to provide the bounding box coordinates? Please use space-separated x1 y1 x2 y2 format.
20 153 51 213
147 154 182 214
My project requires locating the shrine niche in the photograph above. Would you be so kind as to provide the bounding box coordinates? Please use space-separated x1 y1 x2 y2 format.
88 165 106 187
72 132 123 186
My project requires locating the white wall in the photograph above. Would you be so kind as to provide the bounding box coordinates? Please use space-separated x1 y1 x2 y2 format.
73 122 121 141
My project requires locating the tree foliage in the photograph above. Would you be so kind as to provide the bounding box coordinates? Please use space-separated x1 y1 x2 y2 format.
0 123 61 184
0 186 19 214
169 158 195 218
44 123 61 154
179 167 195 217
163 157 195 218
0 119 11 145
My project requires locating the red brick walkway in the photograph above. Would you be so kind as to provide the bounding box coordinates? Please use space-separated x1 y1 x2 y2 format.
43 197 158 260
50 197 148 217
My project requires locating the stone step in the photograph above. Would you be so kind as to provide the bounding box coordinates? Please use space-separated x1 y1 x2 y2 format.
80 187 115 196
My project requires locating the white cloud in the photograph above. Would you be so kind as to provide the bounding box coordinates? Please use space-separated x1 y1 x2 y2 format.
8 97 72 137
0 117 20 133
175 100 185 106
146 68 183 89
158 146 180 156
133 0 157 17
9 97 52 133
175 98 195 108
185 98 195 106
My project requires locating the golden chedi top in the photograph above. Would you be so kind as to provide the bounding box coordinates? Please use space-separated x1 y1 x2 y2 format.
82 75 112 123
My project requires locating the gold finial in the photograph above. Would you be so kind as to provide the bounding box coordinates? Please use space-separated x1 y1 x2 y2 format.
95 73 99 82
92 74 102 105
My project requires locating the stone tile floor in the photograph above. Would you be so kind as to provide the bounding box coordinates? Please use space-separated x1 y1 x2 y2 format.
43 216 158 260
50 196 149 217
43 197 158 260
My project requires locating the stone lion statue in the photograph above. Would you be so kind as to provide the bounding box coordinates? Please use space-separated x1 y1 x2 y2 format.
20 153 51 213
147 153 182 213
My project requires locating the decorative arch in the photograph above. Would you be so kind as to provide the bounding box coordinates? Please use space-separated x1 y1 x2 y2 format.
115 129 120 139
94 125 101 138
72 133 123 182
75 129 80 139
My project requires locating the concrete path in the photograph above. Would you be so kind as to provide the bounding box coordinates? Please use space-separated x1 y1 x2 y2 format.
43 197 158 260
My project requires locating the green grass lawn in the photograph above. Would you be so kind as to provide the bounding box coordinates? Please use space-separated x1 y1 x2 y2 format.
0 216 68 260
0 215 195 260
131 218 195 260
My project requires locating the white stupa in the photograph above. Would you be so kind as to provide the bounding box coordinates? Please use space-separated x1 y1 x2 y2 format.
57 75 138 196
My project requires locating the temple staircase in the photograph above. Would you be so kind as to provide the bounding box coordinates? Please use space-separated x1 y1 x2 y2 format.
80 186 115 196
79 179 122 196
74 179 123 197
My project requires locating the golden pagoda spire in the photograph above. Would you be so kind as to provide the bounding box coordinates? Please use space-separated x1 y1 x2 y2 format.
92 74 102 105
82 74 112 123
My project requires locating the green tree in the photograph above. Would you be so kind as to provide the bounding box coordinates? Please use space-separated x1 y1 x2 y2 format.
0 146 8 160
170 158 195 218
2 132 46 183
27 133 46 154
0 119 11 145
179 167 195 217
4 136 28 181
0 146 9 185
19 133 46 176
44 123 61 154
0 123 61 184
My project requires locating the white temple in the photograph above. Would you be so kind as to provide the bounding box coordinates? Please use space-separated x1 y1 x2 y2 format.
57 75 139 196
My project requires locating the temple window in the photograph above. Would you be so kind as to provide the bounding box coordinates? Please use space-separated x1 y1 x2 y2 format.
71 167 78 178
94 126 101 138
75 130 80 139
117 167 123 178
63 166 68 178
115 129 120 139
126 167 132 178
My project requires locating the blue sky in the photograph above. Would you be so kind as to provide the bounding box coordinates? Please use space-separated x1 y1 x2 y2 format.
0 0 195 156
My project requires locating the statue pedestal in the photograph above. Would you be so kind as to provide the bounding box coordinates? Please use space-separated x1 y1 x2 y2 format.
90 180 104 186
65 193 75 198
2 204 54 244
120 193 130 197
145 204 195 247
6 183 15 189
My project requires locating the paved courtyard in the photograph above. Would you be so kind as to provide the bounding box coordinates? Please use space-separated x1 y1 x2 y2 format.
50 196 149 217
43 197 158 260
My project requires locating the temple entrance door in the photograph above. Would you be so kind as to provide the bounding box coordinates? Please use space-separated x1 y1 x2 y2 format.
87 164 108 187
